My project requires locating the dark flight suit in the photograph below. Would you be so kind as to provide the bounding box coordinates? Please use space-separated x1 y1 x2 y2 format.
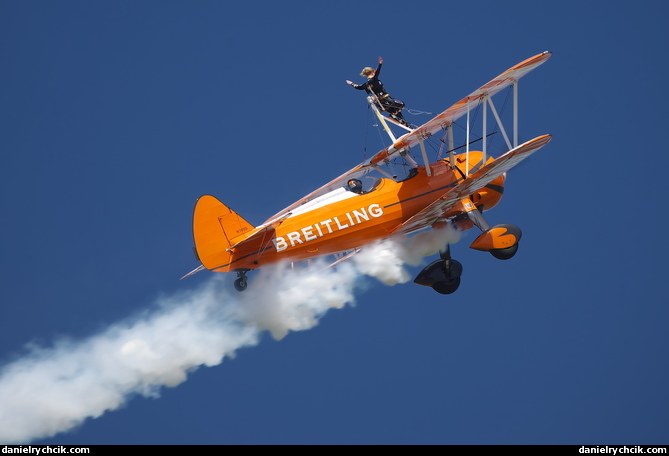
350 63 409 126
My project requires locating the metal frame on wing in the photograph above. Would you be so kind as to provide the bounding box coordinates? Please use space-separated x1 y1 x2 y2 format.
266 52 552 223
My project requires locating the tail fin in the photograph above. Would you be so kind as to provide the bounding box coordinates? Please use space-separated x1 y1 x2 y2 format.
192 195 255 272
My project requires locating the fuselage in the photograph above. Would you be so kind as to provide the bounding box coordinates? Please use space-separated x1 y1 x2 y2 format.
227 151 504 271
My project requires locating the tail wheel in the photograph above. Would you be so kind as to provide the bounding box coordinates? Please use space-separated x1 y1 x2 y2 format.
234 277 248 292
490 242 519 260
432 277 461 295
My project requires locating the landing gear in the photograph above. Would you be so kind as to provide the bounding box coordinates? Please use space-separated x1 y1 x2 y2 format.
465 206 521 260
490 243 519 260
413 245 463 295
233 270 249 292
432 276 461 295
233 277 247 292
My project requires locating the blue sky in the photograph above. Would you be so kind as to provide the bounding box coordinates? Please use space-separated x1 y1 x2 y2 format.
1 0 668 445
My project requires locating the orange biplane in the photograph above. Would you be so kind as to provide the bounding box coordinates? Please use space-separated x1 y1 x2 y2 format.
183 52 552 294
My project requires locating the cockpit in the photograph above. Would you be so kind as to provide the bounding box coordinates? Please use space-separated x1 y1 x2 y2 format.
347 179 364 194
345 177 385 195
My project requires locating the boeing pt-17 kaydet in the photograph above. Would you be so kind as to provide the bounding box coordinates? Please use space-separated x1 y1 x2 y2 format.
183 52 552 294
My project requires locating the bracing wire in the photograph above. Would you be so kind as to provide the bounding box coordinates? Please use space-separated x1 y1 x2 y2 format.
405 108 436 116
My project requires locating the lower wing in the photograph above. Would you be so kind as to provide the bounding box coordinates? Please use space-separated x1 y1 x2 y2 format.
392 134 552 235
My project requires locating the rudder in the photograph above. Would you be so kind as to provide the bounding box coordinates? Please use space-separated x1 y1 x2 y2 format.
192 195 254 272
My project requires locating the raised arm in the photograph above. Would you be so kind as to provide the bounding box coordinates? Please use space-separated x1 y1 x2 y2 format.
375 56 383 77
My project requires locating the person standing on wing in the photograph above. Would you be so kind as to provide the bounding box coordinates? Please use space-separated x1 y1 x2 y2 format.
346 56 411 128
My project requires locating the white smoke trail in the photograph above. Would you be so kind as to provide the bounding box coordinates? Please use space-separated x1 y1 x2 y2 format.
0 227 460 444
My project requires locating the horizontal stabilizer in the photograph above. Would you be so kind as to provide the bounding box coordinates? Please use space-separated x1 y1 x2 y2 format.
180 264 206 280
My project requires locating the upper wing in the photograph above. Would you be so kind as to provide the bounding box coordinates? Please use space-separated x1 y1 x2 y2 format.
391 134 553 235
266 51 552 223
367 51 552 167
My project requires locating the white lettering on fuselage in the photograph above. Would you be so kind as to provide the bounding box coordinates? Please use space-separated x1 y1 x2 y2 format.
272 203 384 252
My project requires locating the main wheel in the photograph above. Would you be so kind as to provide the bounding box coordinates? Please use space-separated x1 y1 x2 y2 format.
490 243 519 260
234 277 248 292
432 277 461 295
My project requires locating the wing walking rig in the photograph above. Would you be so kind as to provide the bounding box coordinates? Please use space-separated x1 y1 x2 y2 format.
183 52 553 295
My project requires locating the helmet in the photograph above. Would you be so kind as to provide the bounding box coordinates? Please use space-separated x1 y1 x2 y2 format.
348 179 363 193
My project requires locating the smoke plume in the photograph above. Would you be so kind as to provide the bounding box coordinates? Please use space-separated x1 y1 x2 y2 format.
0 227 459 443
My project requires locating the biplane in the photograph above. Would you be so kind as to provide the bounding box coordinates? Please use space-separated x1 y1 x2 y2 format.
183 51 552 294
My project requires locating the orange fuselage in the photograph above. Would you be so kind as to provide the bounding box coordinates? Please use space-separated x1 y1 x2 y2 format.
220 151 503 272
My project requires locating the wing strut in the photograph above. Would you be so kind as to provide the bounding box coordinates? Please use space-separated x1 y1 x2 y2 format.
513 81 519 147
367 96 432 174
418 137 432 176
448 124 455 169
372 164 397 180
466 99 471 176
367 96 397 143
487 95 512 150
464 79 520 172
483 96 487 164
